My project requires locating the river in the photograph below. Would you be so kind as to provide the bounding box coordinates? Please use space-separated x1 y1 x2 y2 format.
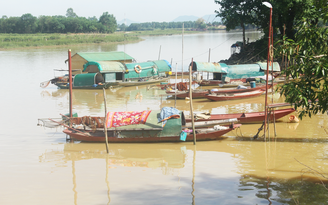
1 31 328 204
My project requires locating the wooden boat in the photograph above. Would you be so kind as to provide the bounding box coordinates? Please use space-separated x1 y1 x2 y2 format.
191 61 281 87
50 72 119 89
57 108 241 143
116 76 169 87
165 89 210 99
186 108 296 124
41 60 172 89
149 81 198 90
211 83 274 94
205 90 265 101
199 78 248 86
63 124 240 143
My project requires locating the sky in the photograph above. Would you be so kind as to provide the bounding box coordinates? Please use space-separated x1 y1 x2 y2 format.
1 0 219 23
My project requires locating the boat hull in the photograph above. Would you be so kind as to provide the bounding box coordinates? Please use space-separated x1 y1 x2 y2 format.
117 77 169 87
212 84 274 94
199 78 247 87
55 82 117 89
166 90 210 99
205 90 265 101
63 124 241 143
186 108 295 124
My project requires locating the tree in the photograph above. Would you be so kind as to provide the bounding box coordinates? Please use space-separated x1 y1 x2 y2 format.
277 0 328 119
98 12 117 33
19 13 37 33
215 0 260 46
66 8 78 18
195 18 207 30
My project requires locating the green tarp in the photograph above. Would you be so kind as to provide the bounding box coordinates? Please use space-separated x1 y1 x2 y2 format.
73 73 98 87
83 61 126 73
124 60 171 79
77 51 134 62
191 62 229 73
191 61 281 79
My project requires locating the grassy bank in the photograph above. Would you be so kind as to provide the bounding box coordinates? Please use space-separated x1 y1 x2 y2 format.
129 29 201 36
0 29 201 49
0 33 140 49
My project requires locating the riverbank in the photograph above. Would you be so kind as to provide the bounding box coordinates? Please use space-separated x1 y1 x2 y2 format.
0 29 201 50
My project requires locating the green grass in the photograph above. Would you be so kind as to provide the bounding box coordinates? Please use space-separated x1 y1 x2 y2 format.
0 29 201 49
0 33 140 49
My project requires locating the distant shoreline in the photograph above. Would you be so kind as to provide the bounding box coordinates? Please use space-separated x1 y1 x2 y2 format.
0 29 202 50
0 29 255 50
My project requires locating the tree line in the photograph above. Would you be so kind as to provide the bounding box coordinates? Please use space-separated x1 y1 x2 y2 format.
119 19 224 31
0 8 227 34
0 8 117 34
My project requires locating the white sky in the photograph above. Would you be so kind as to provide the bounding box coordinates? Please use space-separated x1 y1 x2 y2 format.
1 0 219 23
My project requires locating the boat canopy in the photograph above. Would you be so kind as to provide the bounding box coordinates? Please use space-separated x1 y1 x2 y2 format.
257 62 280 72
76 51 134 62
191 62 229 73
105 110 183 137
83 61 126 73
73 73 102 87
124 60 171 79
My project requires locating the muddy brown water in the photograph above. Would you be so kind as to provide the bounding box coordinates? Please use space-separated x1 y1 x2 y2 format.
1 31 328 204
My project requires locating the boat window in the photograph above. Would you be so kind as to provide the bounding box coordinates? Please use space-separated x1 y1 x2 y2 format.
116 73 123 81
213 73 222 80
104 73 116 82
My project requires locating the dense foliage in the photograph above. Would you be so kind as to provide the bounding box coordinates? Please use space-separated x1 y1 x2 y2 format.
119 18 221 32
215 0 260 46
277 0 328 119
0 8 117 34
215 0 327 41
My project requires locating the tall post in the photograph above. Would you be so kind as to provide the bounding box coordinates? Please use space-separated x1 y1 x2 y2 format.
68 49 73 118
158 45 161 60
263 2 273 139
103 88 109 153
181 23 184 83
174 63 177 108
189 59 196 145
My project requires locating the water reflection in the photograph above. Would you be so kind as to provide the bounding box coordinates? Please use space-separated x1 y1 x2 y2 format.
39 140 328 204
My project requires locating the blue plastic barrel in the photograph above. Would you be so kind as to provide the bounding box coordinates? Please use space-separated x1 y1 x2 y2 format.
250 81 256 88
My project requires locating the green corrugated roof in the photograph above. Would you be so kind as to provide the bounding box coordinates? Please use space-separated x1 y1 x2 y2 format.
76 52 134 61
256 62 280 72
191 62 228 73
83 61 126 73
125 60 171 72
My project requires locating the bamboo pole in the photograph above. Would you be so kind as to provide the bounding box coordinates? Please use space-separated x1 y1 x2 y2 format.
181 23 184 83
103 88 109 154
264 5 273 139
189 59 196 145
174 63 177 108
68 49 73 119
270 26 276 137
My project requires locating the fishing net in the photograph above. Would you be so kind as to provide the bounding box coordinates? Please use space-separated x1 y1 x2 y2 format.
37 118 65 128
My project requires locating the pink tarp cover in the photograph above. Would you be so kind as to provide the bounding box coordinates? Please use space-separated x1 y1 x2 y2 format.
106 111 151 128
